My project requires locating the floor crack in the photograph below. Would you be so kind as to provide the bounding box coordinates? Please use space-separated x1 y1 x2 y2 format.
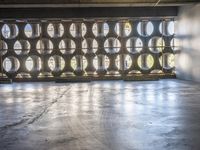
0 84 72 132
0 118 28 131
27 85 72 124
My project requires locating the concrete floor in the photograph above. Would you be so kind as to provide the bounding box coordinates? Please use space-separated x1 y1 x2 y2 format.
0 79 200 150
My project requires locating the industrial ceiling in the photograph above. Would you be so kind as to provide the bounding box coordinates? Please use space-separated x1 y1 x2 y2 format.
0 0 199 7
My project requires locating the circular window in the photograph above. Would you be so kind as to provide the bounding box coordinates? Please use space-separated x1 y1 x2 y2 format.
137 54 154 70
71 57 76 70
116 55 132 70
82 38 98 53
124 55 132 70
115 22 132 37
0 40 8 55
159 53 175 69
104 38 121 54
137 21 154 37
126 37 143 53
1 24 19 39
69 23 76 37
24 23 40 38
92 22 109 37
93 56 98 70
115 55 120 70
71 55 87 71
47 23 64 38
36 39 53 54
70 23 87 37
59 39 76 54
48 55 65 72
25 56 41 72
81 23 87 37
148 37 165 53
159 20 174 36
171 38 180 51
25 57 34 71
93 55 110 70
3 57 20 73
14 40 30 55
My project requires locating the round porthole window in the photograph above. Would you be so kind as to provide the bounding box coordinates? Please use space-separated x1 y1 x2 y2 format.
137 54 154 70
1 24 19 39
137 21 154 37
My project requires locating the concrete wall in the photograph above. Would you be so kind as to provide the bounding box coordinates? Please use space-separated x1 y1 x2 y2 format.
176 4 200 81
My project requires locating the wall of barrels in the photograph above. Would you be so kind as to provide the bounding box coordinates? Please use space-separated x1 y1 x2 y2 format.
0 18 178 80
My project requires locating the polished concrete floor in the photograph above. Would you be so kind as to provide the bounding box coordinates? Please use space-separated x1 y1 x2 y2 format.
0 79 200 150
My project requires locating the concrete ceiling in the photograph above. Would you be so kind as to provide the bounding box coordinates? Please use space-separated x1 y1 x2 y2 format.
0 0 199 7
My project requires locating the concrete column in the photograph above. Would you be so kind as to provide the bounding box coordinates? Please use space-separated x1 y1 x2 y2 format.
98 54 105 70
54 56 61 71
97 22 104 37
162 21 168 35
32 56 40 72
75 22 82 38
107 55 118 73
32 24 40 37
108 38 114 53
119 54 125 71
86 38 93 53
130 38 136 53
76 55 83 71
10 57 18 73
0 56 2 75
118 22 126 37
141 54 147 69
141 21 148 36
151 38 157 52
9 24 18 38
163 54 169 69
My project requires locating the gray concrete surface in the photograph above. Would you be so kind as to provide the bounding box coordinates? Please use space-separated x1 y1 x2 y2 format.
0 79 200 150
176 4 200 82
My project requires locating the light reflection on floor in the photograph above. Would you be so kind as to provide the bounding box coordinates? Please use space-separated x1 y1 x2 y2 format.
1 79 200 150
